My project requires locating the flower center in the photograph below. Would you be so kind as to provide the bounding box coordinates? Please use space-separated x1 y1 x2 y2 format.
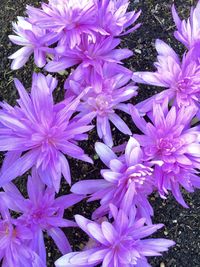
96 95 110 110
157 137 182 156
112 236 138 264
123 164 153 188
5 224 10 236
158 138 173 151
2 222 16 239
32 210 43 220
26 203 58 227
87 94 113 116
34 126 59 148
44 131 57 146
177 77 200 95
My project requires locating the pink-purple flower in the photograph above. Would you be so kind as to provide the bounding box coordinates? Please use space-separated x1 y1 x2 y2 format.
130 103 200 207
55 205 175 267
133 39 200 109
9 17 58 69
27 0 107 49
71 137 161 223
66 63 137 146
172 2 200 49
9 0 140 70
97 0 141 36
45 35 133 75
2 168 84 265
0 200 45 267
0 73 93 191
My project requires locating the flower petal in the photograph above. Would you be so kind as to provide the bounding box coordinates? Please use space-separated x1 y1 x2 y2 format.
48 227 71 254
71 180 109 195
95 142 117 167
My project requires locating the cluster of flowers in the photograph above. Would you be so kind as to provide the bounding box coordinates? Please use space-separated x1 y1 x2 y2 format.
0 0 199 266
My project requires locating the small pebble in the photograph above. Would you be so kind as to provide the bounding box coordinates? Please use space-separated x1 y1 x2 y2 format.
164 230 168 236
93 154 99 160
134 49 142 54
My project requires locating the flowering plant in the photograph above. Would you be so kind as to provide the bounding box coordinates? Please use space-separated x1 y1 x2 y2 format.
0 0 199 266
55 205 174 267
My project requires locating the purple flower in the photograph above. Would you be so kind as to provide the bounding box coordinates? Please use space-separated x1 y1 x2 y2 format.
0 73 93 191
9 17 58 69
97 0 141 36
66 63 137 147
172 2 200 49
130 103 200 207
9 0 140 70
133 39 200 109
71 137 161 223
26 0 107 50
2 168 84 265
0 201 45 267
55 205 175 267
45 35 133 74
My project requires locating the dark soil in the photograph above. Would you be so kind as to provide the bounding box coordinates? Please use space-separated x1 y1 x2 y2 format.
0 0 200 267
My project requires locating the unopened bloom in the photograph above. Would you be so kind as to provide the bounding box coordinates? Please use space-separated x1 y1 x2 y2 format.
0 201 45 267
130 103 200 207
172 2 200 49
2 168 84 264
0 73 93 191
133 39 200 109
66 63 137 146
72 137 159 223
97 0 141 36
55 205 175 267
9 17 58 69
